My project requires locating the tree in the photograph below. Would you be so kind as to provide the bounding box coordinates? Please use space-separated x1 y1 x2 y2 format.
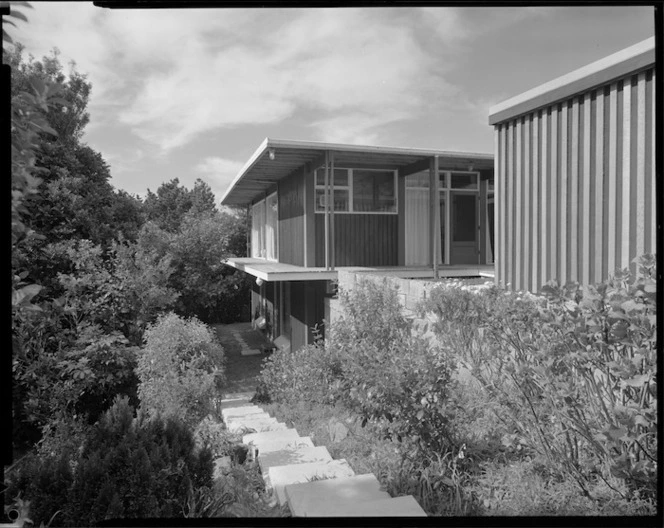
168 211 251 323
144 178 218 232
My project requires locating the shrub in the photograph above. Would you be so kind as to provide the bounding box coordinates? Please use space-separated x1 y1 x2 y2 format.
419 254 658 504
136 313 225 425
260 277 458 456
5 397 214 526
258 340 343 406
69 396 213 524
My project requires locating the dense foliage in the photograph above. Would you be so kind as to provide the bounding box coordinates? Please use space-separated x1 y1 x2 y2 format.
261 278 458 456
260 256 657 514
7 397 214 526
137 313 226 426
418 254 658 503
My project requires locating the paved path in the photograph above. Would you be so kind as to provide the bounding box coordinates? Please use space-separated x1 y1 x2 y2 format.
217 396 428 518
214 323 272 397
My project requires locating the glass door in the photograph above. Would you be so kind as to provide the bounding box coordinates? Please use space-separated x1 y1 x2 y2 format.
450 192 479 264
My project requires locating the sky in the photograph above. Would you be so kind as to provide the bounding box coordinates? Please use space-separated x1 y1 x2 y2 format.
7 2 655 204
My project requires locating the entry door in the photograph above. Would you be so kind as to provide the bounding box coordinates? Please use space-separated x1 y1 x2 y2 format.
450 192 479 264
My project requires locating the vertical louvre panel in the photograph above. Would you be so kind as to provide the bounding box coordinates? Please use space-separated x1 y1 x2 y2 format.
594 91 604 284
650 72 656 256
621 77 632 271
506 122 513 288
515 118 523 289
495 127 503 286
569 98 579 283
550 107 558 284
531 112 540 291
540 110 549 288
581 92 592 285
635 72 646 263
560 103 568 286
607 83 618 276
523 116 531 291
492 65 653 292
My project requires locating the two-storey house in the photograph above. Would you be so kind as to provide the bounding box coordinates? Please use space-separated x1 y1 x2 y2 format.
221 139 494 353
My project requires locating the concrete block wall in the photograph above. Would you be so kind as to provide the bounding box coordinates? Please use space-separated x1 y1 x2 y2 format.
328 270 494 347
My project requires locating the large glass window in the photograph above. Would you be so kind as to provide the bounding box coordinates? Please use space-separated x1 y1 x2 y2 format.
315 167 397 213
251 200 265 258
352 170 396 212
265 192 278 260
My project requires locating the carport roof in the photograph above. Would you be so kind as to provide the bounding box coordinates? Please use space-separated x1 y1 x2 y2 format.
220 138 494 206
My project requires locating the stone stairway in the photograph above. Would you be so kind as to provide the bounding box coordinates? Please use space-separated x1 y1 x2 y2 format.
219 397 428 517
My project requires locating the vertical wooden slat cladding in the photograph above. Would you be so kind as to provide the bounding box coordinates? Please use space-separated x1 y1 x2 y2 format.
278 170 305 266
314 214 398 267
493 65 655 292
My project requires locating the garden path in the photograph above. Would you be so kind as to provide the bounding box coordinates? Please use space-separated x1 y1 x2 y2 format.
213 323 271 397
217 395 428 517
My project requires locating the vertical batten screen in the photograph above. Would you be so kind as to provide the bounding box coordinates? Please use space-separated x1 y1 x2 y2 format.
492 65 655 292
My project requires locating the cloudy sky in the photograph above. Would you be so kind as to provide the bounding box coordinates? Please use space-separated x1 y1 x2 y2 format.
8 3 654 203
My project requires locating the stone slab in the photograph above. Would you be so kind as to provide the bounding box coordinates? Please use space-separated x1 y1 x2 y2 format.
243 428 301 447
268 459 355 505
228 420 287 434
225 413 275 427
253 436 315 455
285 473 388 517
258 446 332 479
332 495 427 517
221 406 267 421
240 348 262 356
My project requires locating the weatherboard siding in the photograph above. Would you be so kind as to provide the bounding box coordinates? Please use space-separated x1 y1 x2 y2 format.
493 67 655 292
278 170 305 266
314 214 398 267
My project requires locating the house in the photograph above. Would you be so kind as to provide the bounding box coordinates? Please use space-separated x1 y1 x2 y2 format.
489 37 656 293
220 139 494 352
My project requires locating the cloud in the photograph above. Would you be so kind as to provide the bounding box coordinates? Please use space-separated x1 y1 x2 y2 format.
196 156 245 198
18 5 473 154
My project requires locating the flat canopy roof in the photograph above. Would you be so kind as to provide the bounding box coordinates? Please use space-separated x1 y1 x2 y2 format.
489 37 655 126
220 138 494 206
224 257 495 282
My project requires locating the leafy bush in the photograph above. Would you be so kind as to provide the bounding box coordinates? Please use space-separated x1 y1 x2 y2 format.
261 278 457 456
258 340 343 406
137 313 225 425
5 397 214 526
419 254 658 504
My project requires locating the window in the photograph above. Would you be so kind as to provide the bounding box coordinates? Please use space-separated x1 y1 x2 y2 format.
352 170 396 212
265 192 278 260
450 172 479 190
251 200 265 258
251 193 278 260
315 167 397 213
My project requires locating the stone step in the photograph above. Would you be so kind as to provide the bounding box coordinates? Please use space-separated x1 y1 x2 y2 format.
221 406 265 421
228 420 288 434
258 446 332 480
225 412 273 425
267 459 355 506
253 436 315 455
225 414 276 428
242 428 301 447
330 495 427 517
284 473 389 517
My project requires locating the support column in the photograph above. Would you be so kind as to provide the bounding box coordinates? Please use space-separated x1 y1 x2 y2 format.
330 151 335 270
324 151 330 270
479 177 488 264
429 156 439 278
397 172 406 266
246 204 251 257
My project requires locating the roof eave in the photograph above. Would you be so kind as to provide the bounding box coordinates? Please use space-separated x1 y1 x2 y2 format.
488 37 655 126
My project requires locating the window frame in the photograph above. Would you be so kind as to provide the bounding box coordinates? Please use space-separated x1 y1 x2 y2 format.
314 167 398 214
